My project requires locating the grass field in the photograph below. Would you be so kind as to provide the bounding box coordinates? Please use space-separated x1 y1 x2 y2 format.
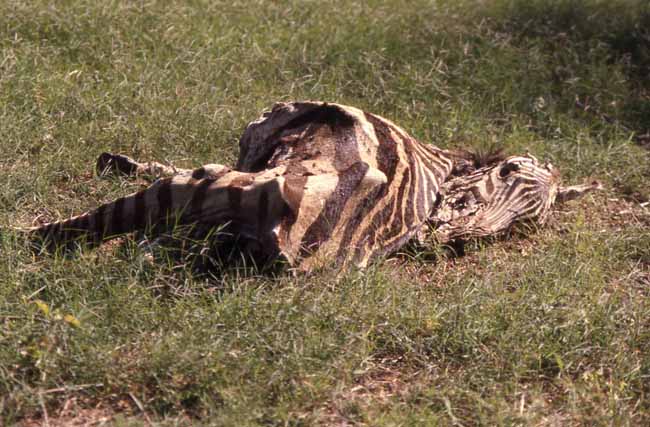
1 0 650 425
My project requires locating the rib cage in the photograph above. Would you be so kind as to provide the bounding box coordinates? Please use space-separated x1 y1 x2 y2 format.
28 101 595 271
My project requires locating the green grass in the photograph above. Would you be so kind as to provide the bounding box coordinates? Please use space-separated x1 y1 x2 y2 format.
2 0 650 425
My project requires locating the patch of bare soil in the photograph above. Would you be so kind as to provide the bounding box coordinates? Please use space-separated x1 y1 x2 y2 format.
569 194 650 229
16 394 192 427
19 400 116 427
317 356 420 426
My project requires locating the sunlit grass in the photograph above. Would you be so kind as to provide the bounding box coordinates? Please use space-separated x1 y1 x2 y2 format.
1 0 650 425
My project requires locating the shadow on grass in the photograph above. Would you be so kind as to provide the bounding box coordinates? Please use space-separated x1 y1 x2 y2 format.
489 0 650 138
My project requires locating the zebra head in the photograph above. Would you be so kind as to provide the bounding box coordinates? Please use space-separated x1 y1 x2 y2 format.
432 154 600 243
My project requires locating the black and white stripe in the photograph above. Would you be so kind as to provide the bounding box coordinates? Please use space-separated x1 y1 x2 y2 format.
29 101 574 271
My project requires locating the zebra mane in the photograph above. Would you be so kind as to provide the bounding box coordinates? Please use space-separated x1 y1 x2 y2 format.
444 147 506 178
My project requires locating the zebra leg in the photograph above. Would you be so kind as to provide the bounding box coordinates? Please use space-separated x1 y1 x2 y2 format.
29 160 391 272
95 152 191 178
27 164 294 259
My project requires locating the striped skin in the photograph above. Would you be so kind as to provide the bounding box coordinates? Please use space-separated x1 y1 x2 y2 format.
31 164 294 258
236 102 453 269
29 102 453 270
431 155 561 242
28 101 589 272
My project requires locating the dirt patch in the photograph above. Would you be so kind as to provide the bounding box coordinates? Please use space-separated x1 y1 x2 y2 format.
317 356 421 426
543 191 644 232
20 401 116 427
15 394 191 427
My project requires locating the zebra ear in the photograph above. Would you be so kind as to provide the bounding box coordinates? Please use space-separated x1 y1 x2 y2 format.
556 181 603 204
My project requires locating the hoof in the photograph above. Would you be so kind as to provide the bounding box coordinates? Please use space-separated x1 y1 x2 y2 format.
96 152 138 176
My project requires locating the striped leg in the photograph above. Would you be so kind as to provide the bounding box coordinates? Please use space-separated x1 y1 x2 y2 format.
29 156 392 271
30 164 231 250
96 152 190 178
28 164 294 259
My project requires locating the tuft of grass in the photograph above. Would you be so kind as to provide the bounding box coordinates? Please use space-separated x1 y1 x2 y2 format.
2 0 650 425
